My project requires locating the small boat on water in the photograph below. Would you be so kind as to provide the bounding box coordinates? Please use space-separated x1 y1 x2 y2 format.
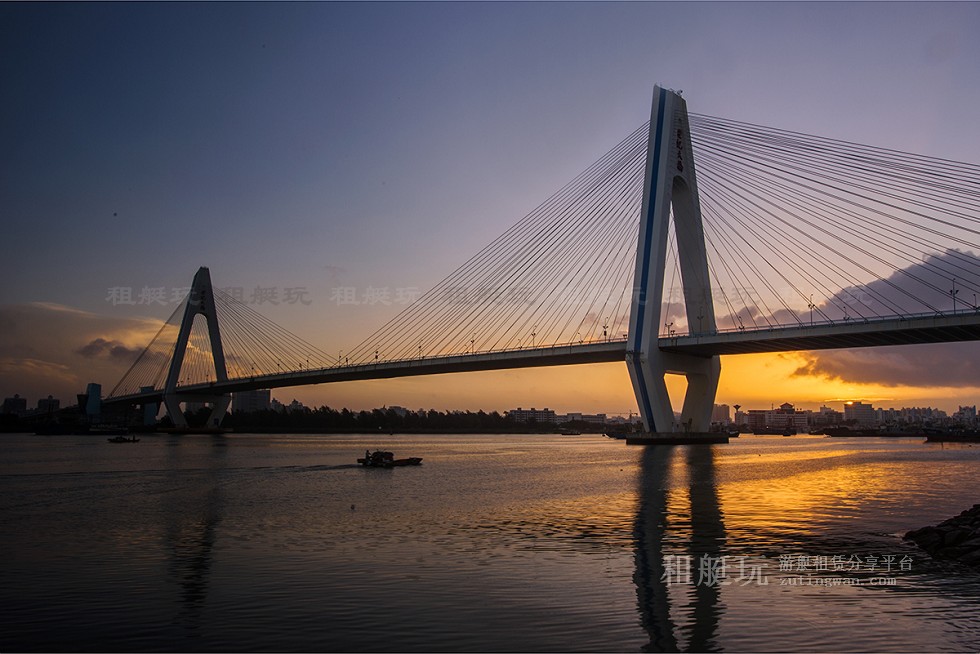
107 435 140 443
358 450 422 468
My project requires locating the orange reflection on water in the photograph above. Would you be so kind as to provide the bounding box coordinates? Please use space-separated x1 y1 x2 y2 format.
713 438 911 541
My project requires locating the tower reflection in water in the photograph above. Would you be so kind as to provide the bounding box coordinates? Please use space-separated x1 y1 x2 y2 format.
163 436 227 635
634 445 726 652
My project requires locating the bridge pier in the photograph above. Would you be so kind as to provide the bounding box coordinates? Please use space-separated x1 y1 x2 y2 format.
628 86 720 433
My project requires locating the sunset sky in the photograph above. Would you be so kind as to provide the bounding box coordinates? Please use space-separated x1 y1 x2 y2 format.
2 2 979 416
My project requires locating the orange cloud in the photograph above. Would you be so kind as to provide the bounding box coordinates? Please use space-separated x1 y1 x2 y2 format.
0 303 165 404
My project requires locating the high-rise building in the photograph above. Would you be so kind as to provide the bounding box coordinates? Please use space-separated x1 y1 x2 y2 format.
953 405 978 425
233 389 272 413
37 395 60 414
711 404 731 424
84 383 102 420
2 394 27 415
811 405 843 426
844 401 876 426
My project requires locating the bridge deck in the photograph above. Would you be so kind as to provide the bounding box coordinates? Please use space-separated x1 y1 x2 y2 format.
105 312 980 404
661 312 980 356
107 340 630 404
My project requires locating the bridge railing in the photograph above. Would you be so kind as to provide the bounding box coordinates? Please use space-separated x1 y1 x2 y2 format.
685 306 980 338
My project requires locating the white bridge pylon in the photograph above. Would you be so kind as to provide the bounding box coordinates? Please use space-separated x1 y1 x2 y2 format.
163 266 230 428
627 86 720 433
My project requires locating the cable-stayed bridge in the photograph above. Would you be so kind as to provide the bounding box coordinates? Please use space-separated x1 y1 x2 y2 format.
104 86 980 432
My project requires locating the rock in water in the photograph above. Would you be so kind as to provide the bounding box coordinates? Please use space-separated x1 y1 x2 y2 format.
905 505 980 565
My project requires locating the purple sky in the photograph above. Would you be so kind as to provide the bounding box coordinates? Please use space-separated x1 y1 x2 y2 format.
2 2 979 411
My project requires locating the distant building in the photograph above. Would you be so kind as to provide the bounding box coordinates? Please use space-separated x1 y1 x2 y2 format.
562 412 607 425
2 394 27 416
268 398 308 413
953 405 978 426
140 386 159 426
876 407 899 425
287 399 309 413
744 402 808 432
898 406 945 424
810 405 843 427
84 383 102 419
507 407 557 423
182 401 205 414
711 404 731 424
844 401 876 426
37 395 60 414
233 389 271 413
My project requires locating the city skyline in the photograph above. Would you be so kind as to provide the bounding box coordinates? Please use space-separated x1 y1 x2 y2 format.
4 385 975 424
3 3 980 415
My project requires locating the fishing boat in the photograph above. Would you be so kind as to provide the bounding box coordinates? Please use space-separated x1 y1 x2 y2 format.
107 435 140 443
358 450 422 468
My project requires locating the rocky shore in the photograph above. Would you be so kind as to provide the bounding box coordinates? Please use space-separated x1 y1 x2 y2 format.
905 505 980 565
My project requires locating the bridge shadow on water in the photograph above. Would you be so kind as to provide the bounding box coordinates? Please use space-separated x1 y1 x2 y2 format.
634 446 725 653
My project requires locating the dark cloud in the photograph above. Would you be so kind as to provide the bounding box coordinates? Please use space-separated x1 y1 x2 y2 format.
819 249 980 321
713 249 980 332
792 342 980 388
75 338 143 360
791 250 980 388
0 303 165 402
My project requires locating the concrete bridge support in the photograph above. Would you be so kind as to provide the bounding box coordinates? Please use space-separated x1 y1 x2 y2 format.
627 86 721 433
162 267 230 428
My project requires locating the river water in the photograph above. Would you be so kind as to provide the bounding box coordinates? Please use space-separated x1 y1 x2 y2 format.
3 432 980 651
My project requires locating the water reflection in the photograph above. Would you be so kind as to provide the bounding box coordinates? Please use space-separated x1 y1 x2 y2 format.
163 436 227 634
634 446 726 652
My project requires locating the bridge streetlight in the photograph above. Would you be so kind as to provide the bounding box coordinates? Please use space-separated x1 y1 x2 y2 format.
808 295 815 327
950 279 959 314
603 318 609 342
